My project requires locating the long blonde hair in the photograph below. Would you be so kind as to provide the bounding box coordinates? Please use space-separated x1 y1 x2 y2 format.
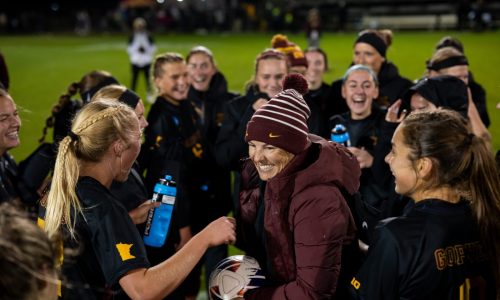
44 100 137 239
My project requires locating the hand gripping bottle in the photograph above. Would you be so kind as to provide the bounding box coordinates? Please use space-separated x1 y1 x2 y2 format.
331 124 351 147
143 175 176 248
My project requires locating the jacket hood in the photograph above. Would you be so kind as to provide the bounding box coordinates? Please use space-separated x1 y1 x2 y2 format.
208 71 229 96
273 134 361 197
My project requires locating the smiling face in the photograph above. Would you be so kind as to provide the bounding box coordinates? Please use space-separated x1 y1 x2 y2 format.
0 95 21 155
154 61 189 103
255 58 288 98
305 50 326 90
342 69 379 120
353 43 385 74
385 125 419 197
187 52 216 92
248 140 294 181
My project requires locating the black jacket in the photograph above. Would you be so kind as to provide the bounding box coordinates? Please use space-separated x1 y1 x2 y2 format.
139 97 200 229
330 106 397 244
377 61 413 106
215 87 268 171
60 177 150 299
187 71 238 158
469 71 490 127
0 152 41 210
187 71 237 229
350 199 496 300
0 152 21 204
304 82 333 138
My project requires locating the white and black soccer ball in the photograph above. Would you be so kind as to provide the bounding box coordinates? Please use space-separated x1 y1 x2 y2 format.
209 255 266 300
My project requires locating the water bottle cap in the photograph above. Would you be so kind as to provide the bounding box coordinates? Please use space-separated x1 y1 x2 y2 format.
164 175 172 180
334 124 346 131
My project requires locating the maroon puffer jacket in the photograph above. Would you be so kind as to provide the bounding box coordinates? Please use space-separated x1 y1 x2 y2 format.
239 134 361 299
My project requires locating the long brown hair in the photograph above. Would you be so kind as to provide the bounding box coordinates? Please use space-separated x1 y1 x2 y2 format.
400 109 500 287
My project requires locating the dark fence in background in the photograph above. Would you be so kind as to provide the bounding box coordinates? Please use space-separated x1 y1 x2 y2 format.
0 0 498 34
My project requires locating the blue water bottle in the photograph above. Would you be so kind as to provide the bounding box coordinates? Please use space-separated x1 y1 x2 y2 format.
143 175 176 248
331 124 351 147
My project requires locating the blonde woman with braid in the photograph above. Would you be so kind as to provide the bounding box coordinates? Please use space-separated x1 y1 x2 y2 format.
91 84 152 224
41 100 236 299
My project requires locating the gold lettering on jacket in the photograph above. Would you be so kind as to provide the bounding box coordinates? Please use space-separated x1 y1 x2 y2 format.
351 277 361 290
434 241 486 271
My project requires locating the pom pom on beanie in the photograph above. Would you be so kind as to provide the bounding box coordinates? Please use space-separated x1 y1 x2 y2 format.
283 73 309 95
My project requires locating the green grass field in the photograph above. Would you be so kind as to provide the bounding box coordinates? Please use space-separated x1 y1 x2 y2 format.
1 31 499 298
1 31 499 161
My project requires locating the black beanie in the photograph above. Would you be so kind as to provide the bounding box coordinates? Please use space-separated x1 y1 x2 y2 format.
355 32 387 58
402 75 468 118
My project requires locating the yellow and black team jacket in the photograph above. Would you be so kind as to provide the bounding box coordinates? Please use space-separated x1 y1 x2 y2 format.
350 198 496 300
39 176 150 299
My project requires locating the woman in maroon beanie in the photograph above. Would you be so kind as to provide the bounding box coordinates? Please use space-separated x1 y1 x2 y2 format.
237 73 361 299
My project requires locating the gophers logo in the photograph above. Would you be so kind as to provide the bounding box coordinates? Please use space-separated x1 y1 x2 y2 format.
116 243 136 261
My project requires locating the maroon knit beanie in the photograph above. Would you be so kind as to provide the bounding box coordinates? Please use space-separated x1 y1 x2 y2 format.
245 74 311 154
271 34 309 69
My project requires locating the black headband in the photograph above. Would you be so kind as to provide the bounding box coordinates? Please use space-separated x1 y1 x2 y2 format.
80 76 119 103
427 55 468 71
119 89 140 108
355 32 387 58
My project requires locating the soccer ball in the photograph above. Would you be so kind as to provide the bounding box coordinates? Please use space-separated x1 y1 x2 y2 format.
209 255 266 300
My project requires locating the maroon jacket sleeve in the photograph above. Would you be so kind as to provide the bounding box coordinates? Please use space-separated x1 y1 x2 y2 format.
245 185 355 300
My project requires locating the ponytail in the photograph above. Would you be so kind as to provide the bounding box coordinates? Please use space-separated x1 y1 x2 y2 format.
44 136 81 239
467 135 500 287
39 82 81 144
